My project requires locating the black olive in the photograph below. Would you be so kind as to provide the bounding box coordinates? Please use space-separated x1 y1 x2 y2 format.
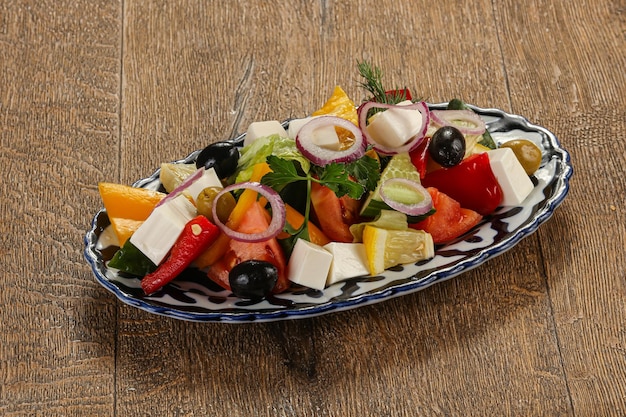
195 141 240 178
228 260 278 300
428 126 466 167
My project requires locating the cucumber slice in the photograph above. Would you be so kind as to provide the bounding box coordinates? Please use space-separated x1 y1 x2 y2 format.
360 152 422 218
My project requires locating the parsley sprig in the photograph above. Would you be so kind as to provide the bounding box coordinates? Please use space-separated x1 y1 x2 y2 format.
261 154 380 252
262 154 379 200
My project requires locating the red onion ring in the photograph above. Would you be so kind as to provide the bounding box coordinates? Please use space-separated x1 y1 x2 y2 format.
155 167 204 207
295 116 366 165
379 178 433 216
212 182 286 243
357 101 430 155
430 109 486 136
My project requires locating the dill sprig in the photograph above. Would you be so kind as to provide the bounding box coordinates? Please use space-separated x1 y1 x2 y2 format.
357 60 388 103
357 60 410 105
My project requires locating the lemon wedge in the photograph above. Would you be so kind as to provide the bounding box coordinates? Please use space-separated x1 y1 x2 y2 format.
362 225 434 275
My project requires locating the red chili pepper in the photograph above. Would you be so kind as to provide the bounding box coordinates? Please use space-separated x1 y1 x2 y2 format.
421 152 503 216
409 136 431 179
141 215 220 295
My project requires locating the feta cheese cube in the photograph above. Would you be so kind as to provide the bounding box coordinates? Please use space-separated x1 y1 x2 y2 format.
287 117 313 139
323 242 369 286
488 148 534 206
244 120 287 147
287 239 333 291
365 100 423 149
311 124 340 151
130 194 197 265
288 116 340 150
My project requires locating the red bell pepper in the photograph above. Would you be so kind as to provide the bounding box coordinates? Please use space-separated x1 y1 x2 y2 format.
385 88 412 102
141 215 220 295
421 152 503 216
409 136 431 179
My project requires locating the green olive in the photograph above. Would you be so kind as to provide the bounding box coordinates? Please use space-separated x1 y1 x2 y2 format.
196 187 236 223
500 139 542 175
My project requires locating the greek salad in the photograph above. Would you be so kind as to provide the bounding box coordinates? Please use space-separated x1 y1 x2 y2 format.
97 61 542 301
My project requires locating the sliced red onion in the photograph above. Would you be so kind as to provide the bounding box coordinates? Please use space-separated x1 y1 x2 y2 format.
379 178 433 216
295 116 366 165
155 167 204 207
430 109 486 136
212 182 286 243
357 101 430 155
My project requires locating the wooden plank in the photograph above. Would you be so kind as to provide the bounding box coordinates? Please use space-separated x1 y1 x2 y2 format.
494 0 626 414
117 0 571 415
0 0 121 415
1 0 623 415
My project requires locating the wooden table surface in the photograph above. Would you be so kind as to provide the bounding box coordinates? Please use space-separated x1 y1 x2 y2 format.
1 0 624 415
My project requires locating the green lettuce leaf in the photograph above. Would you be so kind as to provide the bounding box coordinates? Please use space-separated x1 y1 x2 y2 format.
232 134 310 183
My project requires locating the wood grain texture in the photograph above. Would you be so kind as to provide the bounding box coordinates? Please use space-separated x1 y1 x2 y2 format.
493 1 626 415
115 1 567 416
0 0 121 415
0 0 624 415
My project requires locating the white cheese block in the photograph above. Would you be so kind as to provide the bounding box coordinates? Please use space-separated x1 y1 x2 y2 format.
129 194 197 265
182 167 223 202
323 242 369 286
488 148 534 206
244 120 288 147
287 117 313 139
287 239 333 291
288 116 340 150
311 124 341 151
365 100 423 149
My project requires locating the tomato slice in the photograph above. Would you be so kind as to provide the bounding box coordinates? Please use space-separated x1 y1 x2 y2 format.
310 182 361 243
206 201 289 293
410 188 482 244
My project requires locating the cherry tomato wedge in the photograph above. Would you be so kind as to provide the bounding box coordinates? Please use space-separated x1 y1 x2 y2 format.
206 201 289 293
410 188 482 244
310 182 361 243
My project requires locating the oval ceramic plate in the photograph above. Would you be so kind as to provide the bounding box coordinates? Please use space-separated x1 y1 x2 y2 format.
84 104 573 322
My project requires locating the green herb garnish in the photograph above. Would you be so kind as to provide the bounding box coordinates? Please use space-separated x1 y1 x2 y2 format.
261 154 380 251
357 60 411 105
